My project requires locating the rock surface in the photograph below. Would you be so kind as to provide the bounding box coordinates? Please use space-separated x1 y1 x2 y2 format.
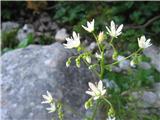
2 21 19 32
1 43 97 120
143 45 160 72
55 28 69 42
17 24 35 42
139 62 151 70
130 83 160 115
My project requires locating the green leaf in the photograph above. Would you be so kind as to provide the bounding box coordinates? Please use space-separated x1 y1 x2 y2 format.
17 33 34 48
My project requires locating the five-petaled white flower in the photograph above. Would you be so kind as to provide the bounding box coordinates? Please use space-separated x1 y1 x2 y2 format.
106 20 123 38
82 19 94 32
41 91 53 104
106 116 116 120
63 31 80 49
46 103 56 113
138 35 152 49
86 80 106 100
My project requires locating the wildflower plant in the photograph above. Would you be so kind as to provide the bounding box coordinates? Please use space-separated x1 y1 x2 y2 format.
42 19 152 120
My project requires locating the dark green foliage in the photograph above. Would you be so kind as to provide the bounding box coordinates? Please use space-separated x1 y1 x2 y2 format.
1 1 26 21
1 29 19 53
53 2 160 46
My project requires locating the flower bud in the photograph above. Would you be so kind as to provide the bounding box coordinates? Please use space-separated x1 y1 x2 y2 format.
112 51 118 60
130 60 136 68
76 58 81 68
98 31 104 43
66 58 71 67
84 98 93 110
86 56 91 64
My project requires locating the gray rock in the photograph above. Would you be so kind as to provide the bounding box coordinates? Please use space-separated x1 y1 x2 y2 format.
17 24 35 42
131 91 159 108
2 21 19 32
1 43 98 120
34 12 58 32
142 91 158 105
139 62 151 70
153 82 160 98
143 45 160 72
55 28 69 42
86 42 97 51
117 55 130 70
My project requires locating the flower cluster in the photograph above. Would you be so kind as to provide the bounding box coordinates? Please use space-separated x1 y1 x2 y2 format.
42 19 153 120
63 19 152 53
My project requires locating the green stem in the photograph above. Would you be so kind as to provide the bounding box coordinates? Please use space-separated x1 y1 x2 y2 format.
105 48 142 67
110 43 116 53
91 101 99 120
92 32 102 53
102 96 113 108
109 37 114 44
83 59 100 77
100 49 105 79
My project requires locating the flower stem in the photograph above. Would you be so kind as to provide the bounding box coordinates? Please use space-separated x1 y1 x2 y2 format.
92 32 102 53
91 101 99 120
105 48 142 68
83 59 100 77
102 96 113 108
109 37 114 44
100 48 105 79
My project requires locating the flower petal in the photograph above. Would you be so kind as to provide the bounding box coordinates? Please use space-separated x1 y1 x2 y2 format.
86 91 95 96
111 21 116 34
98 80 103 91
88 82 99 94
116 24 123 33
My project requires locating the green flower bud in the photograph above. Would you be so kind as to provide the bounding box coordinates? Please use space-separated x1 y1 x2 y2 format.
86 56 91 64
76 58 81 68
66 58 71 67
112 51 118 60
84 98 93 110
108 107 115 117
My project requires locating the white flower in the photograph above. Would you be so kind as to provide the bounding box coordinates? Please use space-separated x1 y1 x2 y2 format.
82 19 94 32
106 116 116 120
138 35 152 49
63 31 80 49
41 91 53 104
95 52 102 59
106 20 123 38
86 80 106 100
46 103 56 113
98 31 104 43
86 56 91 64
